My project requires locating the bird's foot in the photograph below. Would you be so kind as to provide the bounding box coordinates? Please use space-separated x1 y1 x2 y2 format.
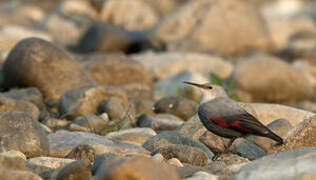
212 152 222 161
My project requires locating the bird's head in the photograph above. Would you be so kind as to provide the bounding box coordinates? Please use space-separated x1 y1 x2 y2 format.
183 81 228 103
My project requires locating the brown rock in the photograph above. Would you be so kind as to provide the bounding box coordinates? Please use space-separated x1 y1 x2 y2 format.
153 96 198 121
0 96 40 120
55 160 92 180
3 37 93 99
177 114 207 140
151 0 273 55
94 155 180 180
270 115 316 153
199 131 230 153
0 112 49 157
153 144 210 166
0 155 26 170
82 54 153 90
59 86 128 119
232 54 313 104
0 167 43 180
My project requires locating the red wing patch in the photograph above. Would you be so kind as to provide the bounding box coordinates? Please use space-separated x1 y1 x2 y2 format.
209 116 229 128
230 121 252 132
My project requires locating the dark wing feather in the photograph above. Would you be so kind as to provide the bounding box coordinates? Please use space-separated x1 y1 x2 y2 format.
222 112 269 135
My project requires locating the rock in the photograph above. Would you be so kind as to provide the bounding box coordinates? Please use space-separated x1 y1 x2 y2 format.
137 114 184 131
94 155 180 180
57 0 96 18
132 52 233 80
143 0 186 16
297 100 316 112
233 147 316 180
0 167 43 180
0 155 26 170
247 119 293 153
231 139 266 160
0 112 49 157
45 13 86 46
55 160 92 180
92 153 119 174
152 144 210 166
293 60 316 89
151 0 273 55
75 22 156 54
3 37 93 99
2 87 47 120
0 96 40 120
132 99 155 116
243 103 315 126
173 164 214 179
65 144 96 163
106 128 156 145
27 157 75 178
48 131 149 158
100 0 159 30
154 71 209 100
143 131 214 159
199 131 230 153
0 150 26 160
152 153 164 162
183 171 218 180
97 96 127 120
59 86 128 119
81 54 153 99
177 114 207 140
167 158 183 167
72 114 108 134
271 115 316 153
0 24 51 53
153 96 198 121
232 54 313 104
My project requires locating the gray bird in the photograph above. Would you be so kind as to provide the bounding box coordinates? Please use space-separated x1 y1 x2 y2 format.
183 81 283 160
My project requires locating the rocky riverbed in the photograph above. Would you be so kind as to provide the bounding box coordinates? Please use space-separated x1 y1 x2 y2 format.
0 0 315 180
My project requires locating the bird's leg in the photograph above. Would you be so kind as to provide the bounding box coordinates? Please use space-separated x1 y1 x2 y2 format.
212 137 236 161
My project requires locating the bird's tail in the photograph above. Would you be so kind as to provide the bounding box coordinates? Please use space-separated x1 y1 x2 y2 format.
266 130 283 145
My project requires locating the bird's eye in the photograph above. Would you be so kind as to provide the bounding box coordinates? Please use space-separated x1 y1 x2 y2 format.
208 86 213 89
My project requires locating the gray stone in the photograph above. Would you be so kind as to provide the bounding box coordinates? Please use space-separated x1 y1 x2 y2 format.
152 144 210 166
233 147 316 180
98 97 127 120
231 139 266 160
132 52 233 80
143 131 214 159
48 131 149 158
106 128 156 145
138 114 184 131
177 114 207 140
92 153 118 174
183 171 218 180
3 37 93 99
153 96 198 121
0 112 49 157
199 131 230 153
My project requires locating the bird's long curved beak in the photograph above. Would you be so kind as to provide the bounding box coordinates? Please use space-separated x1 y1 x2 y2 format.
183 81 204 88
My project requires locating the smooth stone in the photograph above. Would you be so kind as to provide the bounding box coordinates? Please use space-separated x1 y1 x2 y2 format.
0 150 26 160
143 131 214 160
167 158 183 167
152 144 210 166
48 131 149 158
231 139 266 160
137 114 184 131
106 128 157 145
3 37 93 99
0 112 49 157
55 160 92 180
72 114 108 134
183 171 218 180
94 155 180 180
92 153 119 174
233 147 316 180
153 96 198 121
0 167 43 180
